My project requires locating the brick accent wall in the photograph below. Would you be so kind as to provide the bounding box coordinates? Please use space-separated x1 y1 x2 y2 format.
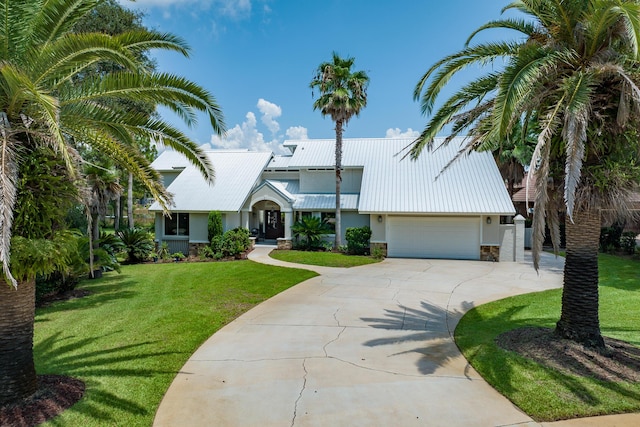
480 245 500 262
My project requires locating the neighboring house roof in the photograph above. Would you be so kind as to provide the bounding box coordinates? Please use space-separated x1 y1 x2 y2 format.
151 149 192 171
285 137 515 215
149 150 273 212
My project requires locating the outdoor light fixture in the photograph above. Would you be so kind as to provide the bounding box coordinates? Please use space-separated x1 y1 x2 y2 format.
486 217 492 224
377 215 383 223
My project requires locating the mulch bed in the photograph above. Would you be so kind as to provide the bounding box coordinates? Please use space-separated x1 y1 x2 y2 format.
0 375 85 427
497 326 640 382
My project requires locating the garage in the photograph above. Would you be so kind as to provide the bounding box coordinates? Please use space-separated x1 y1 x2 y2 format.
387 216 480 260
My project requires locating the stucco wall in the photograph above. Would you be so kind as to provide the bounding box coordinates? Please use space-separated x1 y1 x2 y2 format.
341 212 370 237
482 215 500 245
223 212 241 231
369 214 386 242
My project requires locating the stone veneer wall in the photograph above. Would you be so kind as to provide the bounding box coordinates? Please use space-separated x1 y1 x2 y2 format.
480 245 500 262
188 242 208 257
370 242 388 257
277 238 292 250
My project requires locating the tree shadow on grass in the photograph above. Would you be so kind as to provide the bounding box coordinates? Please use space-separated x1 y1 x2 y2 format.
34 331 185 423
36 276 138 318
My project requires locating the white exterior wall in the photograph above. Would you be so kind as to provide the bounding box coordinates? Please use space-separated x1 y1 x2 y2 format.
299 168 363 193
369 214 386 242
481 215 500 244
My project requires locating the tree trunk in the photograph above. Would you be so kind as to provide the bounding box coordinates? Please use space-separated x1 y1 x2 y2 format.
128 172 134 229
0 278 37 405
334 119 343 249
555 208 605 348
115 196 121 230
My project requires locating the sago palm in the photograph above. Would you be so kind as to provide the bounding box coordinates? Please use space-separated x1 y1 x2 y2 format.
310 53 369 248
0 0 225 404
412 0 640 348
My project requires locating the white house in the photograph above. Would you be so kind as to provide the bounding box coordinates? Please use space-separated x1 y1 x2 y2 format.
149 137 524 261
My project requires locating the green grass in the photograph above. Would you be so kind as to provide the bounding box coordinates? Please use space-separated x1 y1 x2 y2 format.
36 261 316 426
455 253 640 421
269 249 381 268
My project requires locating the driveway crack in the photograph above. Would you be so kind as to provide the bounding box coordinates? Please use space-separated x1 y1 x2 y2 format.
291 359 308 427
323 326 346 356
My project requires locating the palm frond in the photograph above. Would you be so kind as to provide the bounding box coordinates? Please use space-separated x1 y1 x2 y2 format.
466 18 539 46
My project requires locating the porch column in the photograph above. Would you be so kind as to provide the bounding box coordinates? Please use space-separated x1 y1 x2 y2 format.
284 210 293 239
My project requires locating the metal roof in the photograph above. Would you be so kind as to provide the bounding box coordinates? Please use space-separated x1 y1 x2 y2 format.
149 150 272 212
285 137 515 215
292 194 359 210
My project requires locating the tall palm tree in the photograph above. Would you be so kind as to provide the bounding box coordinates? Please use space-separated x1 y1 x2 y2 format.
0 0 225 405
310 53 369 248
411 0 640 349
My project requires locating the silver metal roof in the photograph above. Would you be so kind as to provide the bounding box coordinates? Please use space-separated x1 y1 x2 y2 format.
149 150 272 212
286 137 515 215
292 194 359 210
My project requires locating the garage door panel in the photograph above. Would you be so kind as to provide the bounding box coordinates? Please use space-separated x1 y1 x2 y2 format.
387 216 480 260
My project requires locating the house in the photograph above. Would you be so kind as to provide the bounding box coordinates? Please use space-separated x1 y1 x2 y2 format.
149 137 524 261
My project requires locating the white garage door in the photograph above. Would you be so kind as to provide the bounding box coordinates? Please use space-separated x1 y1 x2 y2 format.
387 216 480 260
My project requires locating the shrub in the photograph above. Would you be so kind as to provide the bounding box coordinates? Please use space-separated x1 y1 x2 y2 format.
345 226 372 255
208 211 223 241
117 228 154 264
600 224 624 252
157 242 171 260
620 231 637 255
210 227 251 258
292 216 331 250
370 246 385 260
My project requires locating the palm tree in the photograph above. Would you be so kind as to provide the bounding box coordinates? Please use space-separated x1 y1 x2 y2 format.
0 0 225 405
310 53 369 248
411 0 640 349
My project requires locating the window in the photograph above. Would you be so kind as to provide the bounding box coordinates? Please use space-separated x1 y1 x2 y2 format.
322 212 336 232
297 211 312 221
165 213 190 236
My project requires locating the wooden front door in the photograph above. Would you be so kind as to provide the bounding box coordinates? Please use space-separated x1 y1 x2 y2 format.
265 210 284 239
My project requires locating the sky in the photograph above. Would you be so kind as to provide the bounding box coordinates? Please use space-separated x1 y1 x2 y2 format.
118 0 521 154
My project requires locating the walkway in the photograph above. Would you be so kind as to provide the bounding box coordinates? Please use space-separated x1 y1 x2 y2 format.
154 247 639 426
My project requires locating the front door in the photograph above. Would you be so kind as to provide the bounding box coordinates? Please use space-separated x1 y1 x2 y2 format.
265 210 284 239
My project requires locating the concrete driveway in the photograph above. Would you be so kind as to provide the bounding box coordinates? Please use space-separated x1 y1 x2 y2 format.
153 247 634 426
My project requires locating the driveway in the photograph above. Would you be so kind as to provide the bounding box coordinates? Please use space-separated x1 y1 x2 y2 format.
152 247 598 426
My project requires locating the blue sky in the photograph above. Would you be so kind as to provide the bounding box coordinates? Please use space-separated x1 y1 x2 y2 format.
120 0 519 153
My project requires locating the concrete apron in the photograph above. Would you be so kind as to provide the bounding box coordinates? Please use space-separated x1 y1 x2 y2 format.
152 248 630 427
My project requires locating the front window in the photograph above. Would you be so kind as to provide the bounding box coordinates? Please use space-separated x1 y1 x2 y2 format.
165 213 190 236
322 212 336 232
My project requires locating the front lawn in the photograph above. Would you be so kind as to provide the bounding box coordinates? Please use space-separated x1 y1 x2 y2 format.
269 249 381 268
36 261 316 426
455 253 640 421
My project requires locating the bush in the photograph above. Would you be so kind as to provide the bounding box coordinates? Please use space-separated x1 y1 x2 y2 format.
600 224 624 252
620 231 637 255
117 228 154 264
208 211 223 241
210 227 251 258
292 216 331 250
345 226 372 255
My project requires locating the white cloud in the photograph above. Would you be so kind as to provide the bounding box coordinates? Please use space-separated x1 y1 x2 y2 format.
209 111 287 154
285 126 308 140
385 128 420 139
257 98 281 134
123 0 252 19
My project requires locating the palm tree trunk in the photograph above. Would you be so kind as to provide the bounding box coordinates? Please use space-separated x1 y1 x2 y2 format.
334 119 343 249
0 278 37 405
555 208 605 348
128 172 134 229
115 196 121 230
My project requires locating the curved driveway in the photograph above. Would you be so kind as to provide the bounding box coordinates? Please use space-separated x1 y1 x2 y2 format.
153 247 635 426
